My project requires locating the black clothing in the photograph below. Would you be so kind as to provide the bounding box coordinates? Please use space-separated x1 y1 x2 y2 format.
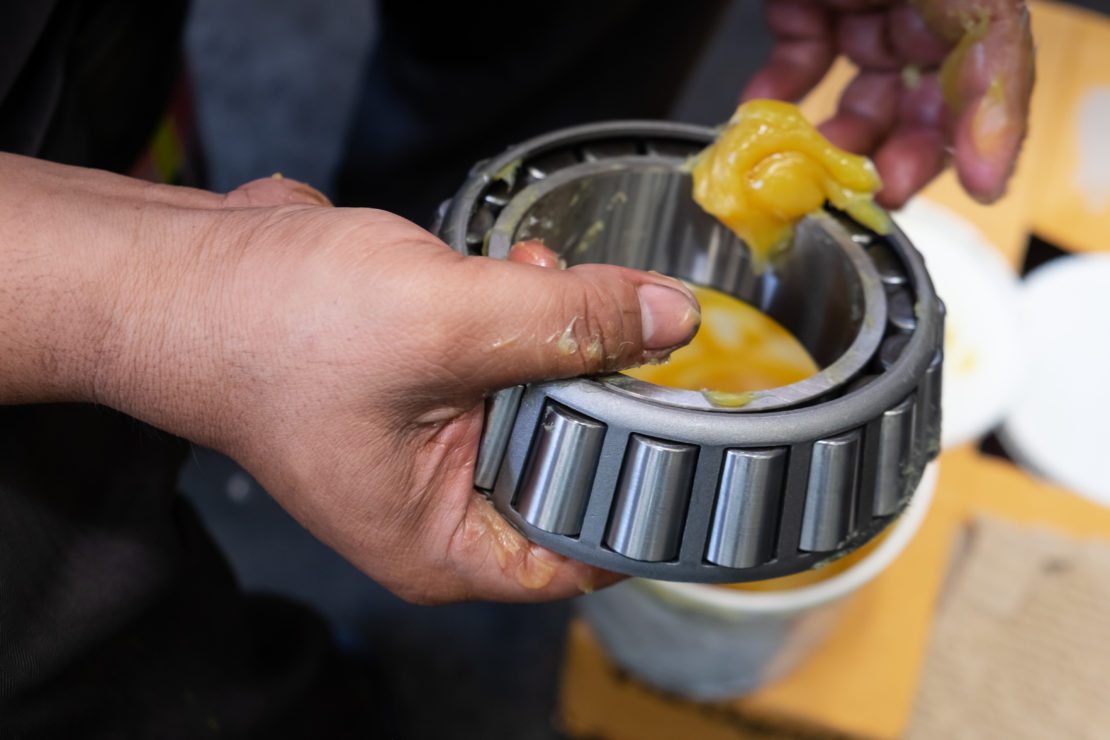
0 1 186 169
1 3 374 738
335 0 727 223
1 1 723 737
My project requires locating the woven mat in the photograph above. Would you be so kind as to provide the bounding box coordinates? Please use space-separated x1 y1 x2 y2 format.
907 516 1110 739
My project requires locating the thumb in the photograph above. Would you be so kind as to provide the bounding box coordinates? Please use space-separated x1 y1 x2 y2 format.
450 244 701 391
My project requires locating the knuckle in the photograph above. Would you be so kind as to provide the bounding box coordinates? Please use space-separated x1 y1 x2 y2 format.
575 272 642 371
561 278 625 375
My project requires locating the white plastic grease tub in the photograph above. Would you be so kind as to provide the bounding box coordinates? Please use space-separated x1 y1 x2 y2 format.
577 463 938 699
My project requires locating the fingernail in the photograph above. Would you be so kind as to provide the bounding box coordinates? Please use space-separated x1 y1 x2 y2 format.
508 240 561 269
638 282 700 350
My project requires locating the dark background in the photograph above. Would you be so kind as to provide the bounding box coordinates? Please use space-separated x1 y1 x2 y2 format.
181 2 1109 737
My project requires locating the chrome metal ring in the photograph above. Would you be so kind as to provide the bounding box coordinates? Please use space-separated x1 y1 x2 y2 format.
437 121 943 583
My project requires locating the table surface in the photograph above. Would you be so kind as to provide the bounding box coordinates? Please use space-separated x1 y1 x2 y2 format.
558 2 1110 738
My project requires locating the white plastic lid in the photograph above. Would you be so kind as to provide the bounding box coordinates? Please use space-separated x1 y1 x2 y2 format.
1000 254 1110 504
893 198 1025 449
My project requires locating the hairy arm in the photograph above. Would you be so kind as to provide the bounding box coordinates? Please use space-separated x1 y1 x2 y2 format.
0 152 700 603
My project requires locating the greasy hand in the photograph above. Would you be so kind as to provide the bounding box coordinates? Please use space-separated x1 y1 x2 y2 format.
98 183 700 604
745 0 1034 207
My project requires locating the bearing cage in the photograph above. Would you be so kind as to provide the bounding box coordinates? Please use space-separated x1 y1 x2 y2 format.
437 121 943 583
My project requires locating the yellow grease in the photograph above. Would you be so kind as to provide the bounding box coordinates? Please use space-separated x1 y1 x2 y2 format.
939 12 991 112
574 220 605 255
726 529 888 591
691 100 891 263
971 77 1010 156
703 390 757 409
491 158 522 187
472 497 557 590
623 285 818 395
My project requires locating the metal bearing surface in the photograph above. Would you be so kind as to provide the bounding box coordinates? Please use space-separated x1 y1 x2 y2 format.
437 121 943 583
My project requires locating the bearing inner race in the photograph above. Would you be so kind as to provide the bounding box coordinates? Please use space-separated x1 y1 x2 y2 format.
486 157 887 412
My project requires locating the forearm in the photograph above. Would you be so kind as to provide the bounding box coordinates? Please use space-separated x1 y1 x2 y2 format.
0 154 222 420
1 154 137 403
0 153 349 456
